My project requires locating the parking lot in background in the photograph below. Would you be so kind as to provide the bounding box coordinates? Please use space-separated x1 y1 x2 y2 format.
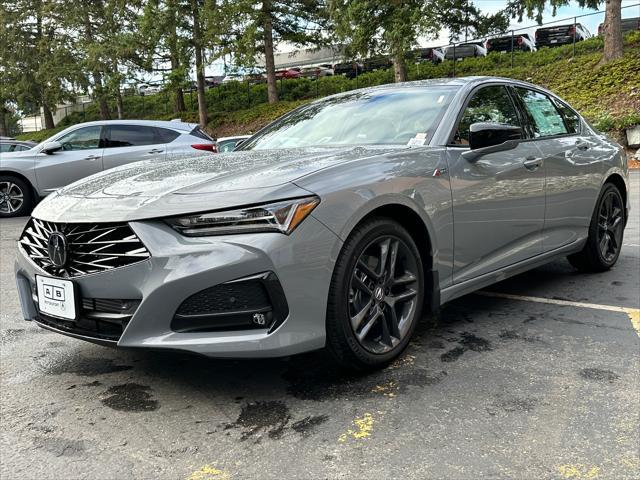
1 172 638 480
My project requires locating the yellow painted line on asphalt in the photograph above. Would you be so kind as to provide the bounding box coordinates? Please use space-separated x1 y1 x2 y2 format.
476 291 640 336
338 412 374 442
187 465 230 480
557 464 601 479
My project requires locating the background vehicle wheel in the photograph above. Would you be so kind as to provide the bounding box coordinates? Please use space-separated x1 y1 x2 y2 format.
326 217 425 370
0 176 32 218
568 183 625 273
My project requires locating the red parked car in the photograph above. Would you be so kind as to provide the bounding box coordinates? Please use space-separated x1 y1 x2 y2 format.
275 68 302 79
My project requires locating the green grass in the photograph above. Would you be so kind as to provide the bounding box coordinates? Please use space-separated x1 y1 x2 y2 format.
16 32 640 142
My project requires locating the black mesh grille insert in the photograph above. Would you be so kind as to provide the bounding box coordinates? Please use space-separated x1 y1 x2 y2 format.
176 281 270 316
19 218 150 278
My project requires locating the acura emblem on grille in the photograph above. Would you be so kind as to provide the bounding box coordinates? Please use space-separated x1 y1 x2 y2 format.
47 232 68 268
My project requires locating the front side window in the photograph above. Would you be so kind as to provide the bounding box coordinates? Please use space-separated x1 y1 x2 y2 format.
241 87 457 150
107 125 159 148
513 88 568 137
58 126 102 151
452 85 522 145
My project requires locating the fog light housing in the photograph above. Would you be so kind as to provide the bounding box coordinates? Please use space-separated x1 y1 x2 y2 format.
171 272 288 333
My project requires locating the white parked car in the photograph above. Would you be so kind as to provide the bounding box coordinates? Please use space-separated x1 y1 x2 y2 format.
0 120 215 217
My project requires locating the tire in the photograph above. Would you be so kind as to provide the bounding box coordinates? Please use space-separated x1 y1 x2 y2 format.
568 183 625 273
0 176 33 218
325 217 425 371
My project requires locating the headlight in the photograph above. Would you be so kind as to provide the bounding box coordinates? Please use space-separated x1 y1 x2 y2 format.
165 196 320 236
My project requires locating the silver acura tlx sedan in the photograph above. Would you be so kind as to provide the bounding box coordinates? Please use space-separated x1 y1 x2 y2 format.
15 77 629 370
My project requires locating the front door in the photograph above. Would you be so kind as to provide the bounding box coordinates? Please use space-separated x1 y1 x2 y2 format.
446 84 546 283
34 125 104 194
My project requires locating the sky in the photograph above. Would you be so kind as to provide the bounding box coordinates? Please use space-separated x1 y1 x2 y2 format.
194 0 640 78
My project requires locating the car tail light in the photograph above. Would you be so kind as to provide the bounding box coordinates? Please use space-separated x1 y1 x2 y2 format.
517 36 524 46
486 40 491 49
569 26 576 36
535 30 539 39
191 143 216 152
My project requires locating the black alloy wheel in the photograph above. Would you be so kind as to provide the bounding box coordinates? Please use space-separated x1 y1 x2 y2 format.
326 218 425 370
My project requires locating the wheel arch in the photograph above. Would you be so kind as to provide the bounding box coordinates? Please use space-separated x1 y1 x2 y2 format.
603 172 628 223
344 202 439 313
0 170 39 204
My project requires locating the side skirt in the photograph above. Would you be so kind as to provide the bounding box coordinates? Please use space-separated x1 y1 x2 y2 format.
439 238 587 305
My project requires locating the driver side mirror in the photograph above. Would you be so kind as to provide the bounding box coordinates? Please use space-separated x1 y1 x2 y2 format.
462 122 522 162
41 141 63 155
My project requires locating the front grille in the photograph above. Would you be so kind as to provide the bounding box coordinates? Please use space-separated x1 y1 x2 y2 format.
20 218 150 277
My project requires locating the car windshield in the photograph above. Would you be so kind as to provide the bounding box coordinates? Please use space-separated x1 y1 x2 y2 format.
241 86 457 150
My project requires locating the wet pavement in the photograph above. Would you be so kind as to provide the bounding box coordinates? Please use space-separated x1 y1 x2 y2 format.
1 172 638 479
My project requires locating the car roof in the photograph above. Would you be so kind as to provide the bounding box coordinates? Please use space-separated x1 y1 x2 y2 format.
63 119 198 132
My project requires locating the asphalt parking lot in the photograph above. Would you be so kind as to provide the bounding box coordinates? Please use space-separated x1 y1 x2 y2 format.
1 172 639 480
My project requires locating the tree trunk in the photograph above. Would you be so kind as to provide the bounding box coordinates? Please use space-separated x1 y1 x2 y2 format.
602 0 623 62
262 0 278 104
116 89 124 119
392 51 407 83
168 0 186 113
192 0 207 127
94 71 112 120
0 106 7 137
42 103 55 130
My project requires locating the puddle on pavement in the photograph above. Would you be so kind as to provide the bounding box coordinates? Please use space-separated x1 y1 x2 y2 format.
100 383 159 412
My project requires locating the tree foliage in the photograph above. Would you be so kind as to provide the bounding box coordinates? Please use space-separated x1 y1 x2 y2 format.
329 0 509 82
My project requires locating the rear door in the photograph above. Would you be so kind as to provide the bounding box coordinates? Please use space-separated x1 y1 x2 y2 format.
510 87 602 252
34 125 104 194
102 124 172 171
447 84 546 283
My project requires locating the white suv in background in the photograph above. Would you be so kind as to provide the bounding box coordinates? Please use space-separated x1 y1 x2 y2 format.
0 120 215 217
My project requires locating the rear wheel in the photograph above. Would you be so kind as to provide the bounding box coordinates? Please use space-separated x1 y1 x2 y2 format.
0 176 32 218
568 183 625 272
326 218 425 370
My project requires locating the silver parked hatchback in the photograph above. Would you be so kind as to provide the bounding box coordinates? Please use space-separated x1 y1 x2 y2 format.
15 77 629 370
0 120 215 217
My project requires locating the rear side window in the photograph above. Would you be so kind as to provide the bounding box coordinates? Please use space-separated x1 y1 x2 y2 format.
452 85 522 145
553 100 581 134
513 88 568 137
0 144 13 152
190 127 214 141
156 127 180 144
107 125 159 147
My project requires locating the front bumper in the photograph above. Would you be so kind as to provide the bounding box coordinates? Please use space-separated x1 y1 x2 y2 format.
15 216 342 357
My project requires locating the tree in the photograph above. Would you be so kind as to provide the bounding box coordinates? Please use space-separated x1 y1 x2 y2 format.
218 0 328 103
506 0 624 62
140 0 192 114
1 0 81 129
329 0 508 83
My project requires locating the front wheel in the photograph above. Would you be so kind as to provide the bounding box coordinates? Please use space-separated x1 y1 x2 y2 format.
0 176 33 218
568 183 625 272
325 218 425 370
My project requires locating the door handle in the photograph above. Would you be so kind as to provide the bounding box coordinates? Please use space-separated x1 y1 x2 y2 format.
84 155 100 160
575 140 589 151
148 148 164 154
523 156 543 171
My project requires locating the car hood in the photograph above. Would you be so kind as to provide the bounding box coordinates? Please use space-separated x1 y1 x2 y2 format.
33 146 403 223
